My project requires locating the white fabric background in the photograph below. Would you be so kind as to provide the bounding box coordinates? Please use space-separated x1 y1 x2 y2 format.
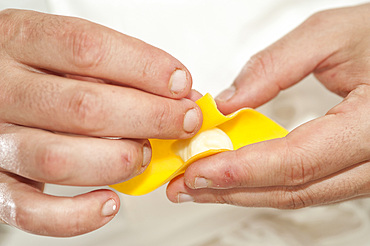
0 0 369 245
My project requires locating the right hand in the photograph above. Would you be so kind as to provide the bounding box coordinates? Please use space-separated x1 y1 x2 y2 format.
0 9 202 237
166 3 370 210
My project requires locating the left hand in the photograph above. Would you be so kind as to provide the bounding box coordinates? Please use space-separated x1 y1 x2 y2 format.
166 4 370 209
0 9 202 236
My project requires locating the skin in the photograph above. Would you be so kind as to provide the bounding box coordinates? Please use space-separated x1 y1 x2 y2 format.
0 9 203 236
167 4 370 209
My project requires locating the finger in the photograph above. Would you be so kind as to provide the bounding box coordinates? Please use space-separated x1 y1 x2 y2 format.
1 9 191 98
0 69 202 138
182 86 370 189
167 160 370 209
0 124 151 186
215 9 353 114
0 173 119 237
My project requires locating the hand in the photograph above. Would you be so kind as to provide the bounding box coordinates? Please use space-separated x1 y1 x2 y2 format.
167 4 370 209
0 9 202 236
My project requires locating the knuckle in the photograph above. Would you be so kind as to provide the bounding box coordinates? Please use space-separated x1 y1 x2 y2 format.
211 151 246 188
221 168 237 187
139 51 157 79
334 177 361 198
152 102 173 137
220 166 240 188
137 47 171 82
214 191 244 206
285 159 306 186
233 151 253 185
283 145 319 186
276 188 314 210
103 141 143 184
306 11 326 25
306 10 332 24
213 194 228 204
66 88 105 133
36 143 68 182
303 9 338 30
114 146 142 182
245 50 275 81
65 22 108 69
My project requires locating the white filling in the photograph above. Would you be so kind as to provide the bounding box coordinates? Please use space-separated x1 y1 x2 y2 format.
175 127 233 162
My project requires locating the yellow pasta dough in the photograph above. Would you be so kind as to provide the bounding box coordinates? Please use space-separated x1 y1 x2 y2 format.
110 94 288 196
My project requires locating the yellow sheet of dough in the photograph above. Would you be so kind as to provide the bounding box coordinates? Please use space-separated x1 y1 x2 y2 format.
110 94 288 195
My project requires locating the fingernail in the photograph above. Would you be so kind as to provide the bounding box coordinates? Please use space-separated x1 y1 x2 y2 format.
216 85 236 102
169 69 187 94
194 177 210 189
183 108 200 133
177 193 194 203
142 143 152 167
101 199 117 217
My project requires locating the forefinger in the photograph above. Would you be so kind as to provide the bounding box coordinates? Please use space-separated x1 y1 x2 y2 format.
1 9 191 98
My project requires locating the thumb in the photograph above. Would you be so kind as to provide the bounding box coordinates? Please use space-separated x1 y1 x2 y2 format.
215 10 346 115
